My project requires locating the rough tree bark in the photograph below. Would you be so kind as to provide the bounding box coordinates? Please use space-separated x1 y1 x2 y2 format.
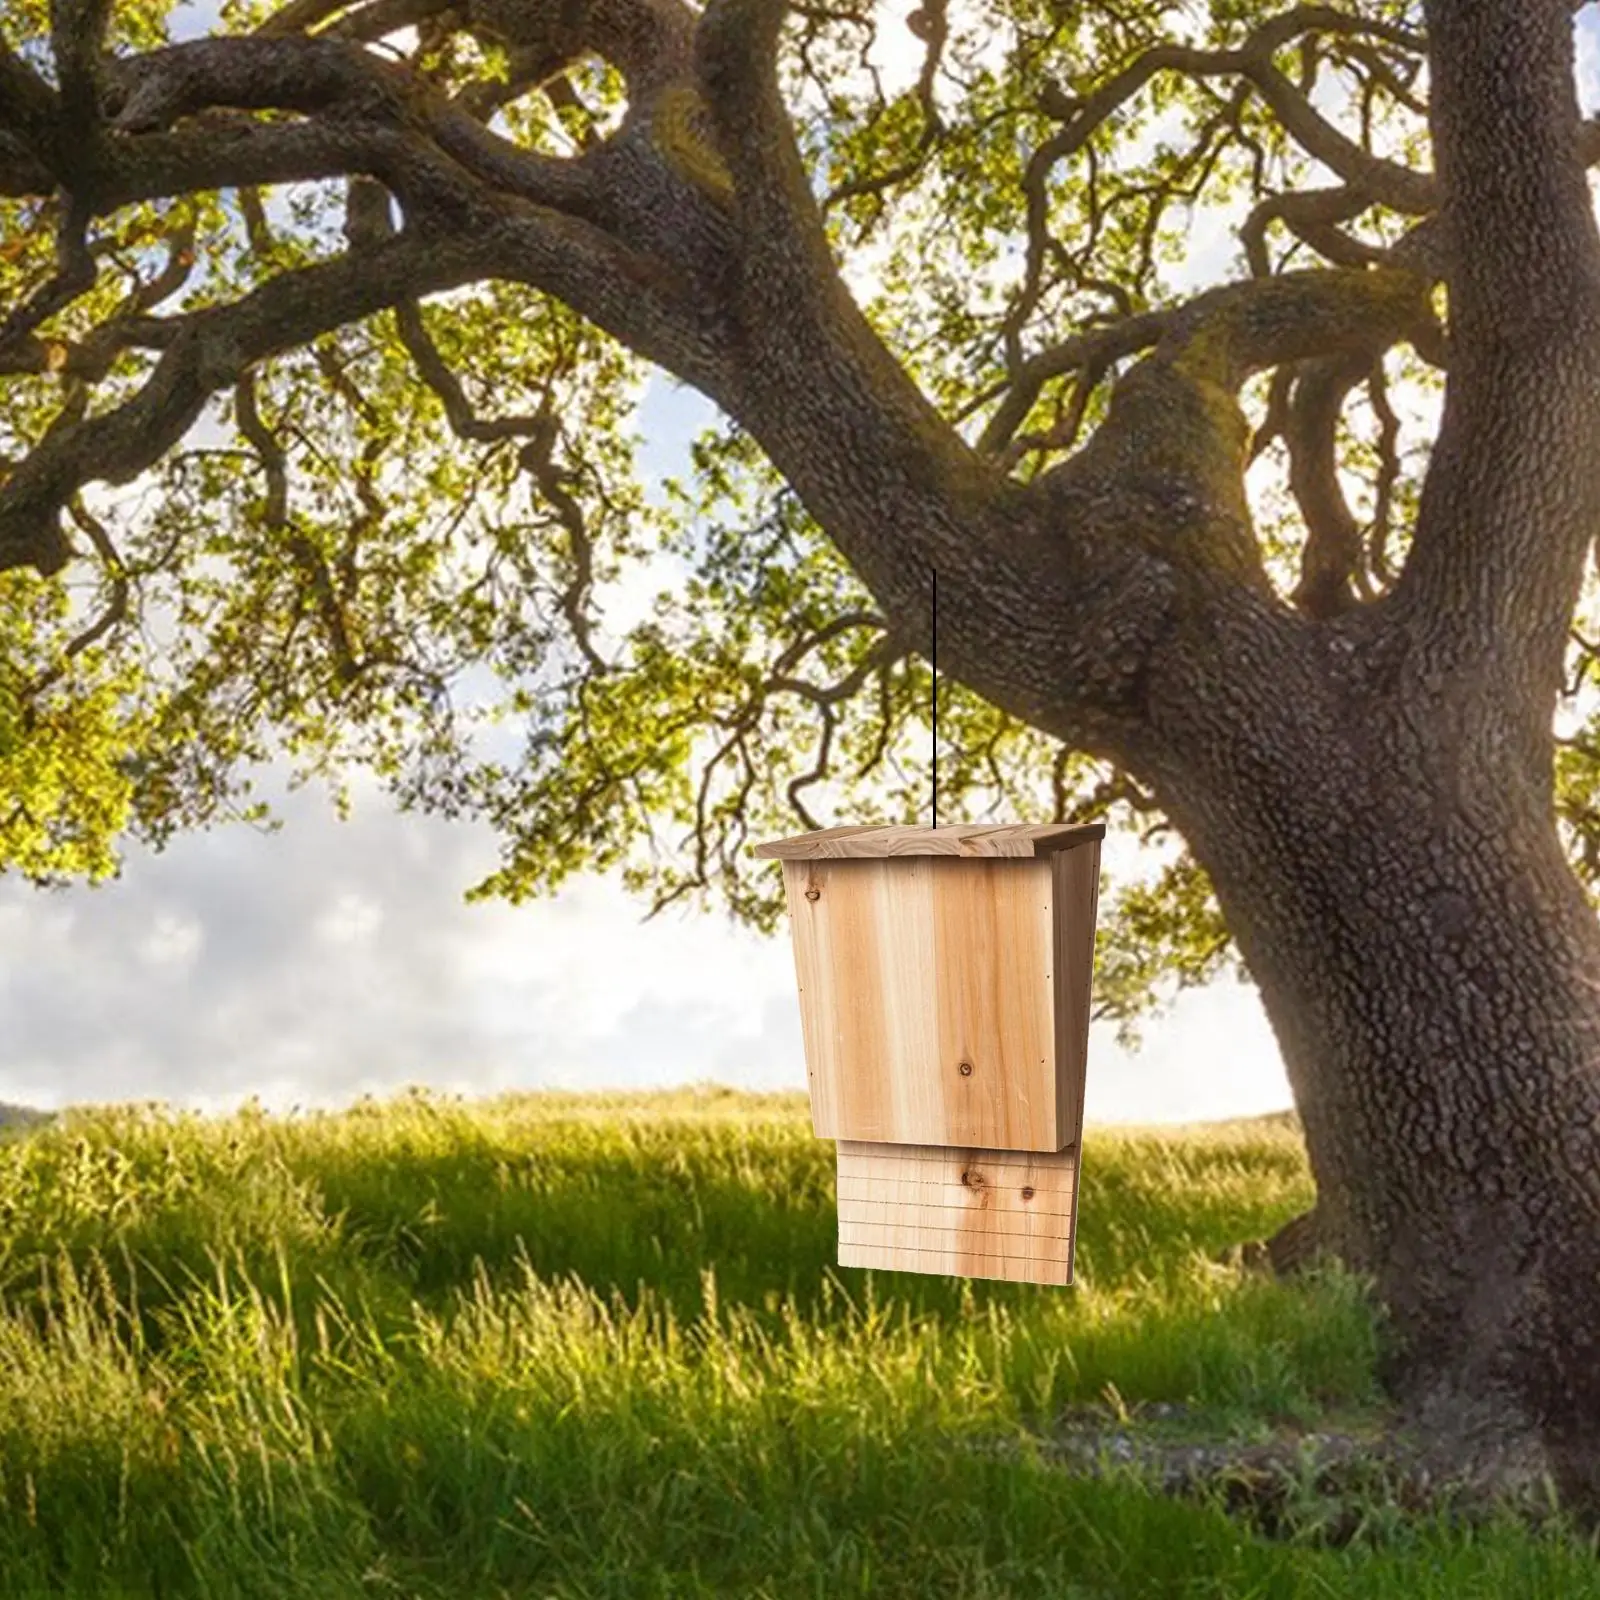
1137 0 1600 1507
1147 574 1600 1510
5 0 1600 1515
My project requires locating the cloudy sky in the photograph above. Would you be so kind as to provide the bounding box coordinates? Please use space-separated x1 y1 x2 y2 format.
3 6 1596 1127
2 367 1294 1126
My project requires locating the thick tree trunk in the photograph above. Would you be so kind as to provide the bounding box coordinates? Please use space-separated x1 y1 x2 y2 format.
1117 575 1600 1511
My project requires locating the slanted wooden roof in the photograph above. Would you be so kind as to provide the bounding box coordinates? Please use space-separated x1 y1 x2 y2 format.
749 822 1105 859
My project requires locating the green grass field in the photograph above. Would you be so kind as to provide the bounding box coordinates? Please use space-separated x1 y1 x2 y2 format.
0 1083 1591 1597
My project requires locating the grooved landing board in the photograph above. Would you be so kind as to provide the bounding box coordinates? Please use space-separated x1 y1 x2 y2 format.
835 1140 1080 1285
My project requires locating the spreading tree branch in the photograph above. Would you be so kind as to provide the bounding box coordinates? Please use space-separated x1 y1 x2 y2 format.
104 36 595 215
2 0 1592 801
1028 266 1433 594
1005 6 1437 362
0 225 506 576
1242 185 1383 277
975 310 1173 457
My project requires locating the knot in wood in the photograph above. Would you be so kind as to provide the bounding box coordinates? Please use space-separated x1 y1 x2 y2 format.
958 1060 973 1076
804 887 821 901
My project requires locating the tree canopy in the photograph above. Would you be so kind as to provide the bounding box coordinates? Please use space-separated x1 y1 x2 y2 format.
3 0 1597 1046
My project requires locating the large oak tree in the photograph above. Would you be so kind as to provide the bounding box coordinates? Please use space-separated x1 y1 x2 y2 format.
6 0 1600 1512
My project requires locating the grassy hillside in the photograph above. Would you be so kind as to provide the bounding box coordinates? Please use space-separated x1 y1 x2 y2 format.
0 1085 1588 1596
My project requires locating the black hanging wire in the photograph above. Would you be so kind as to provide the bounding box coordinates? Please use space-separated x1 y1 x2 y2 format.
931 564 938 830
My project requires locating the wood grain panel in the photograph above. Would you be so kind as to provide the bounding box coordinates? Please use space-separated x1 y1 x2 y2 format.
835 1141 1079 1285
933 858 1056 1150
785 856 1062 1148
784 854 934 1141
753 822 1106 860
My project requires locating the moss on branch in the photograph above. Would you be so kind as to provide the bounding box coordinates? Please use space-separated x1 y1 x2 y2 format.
1038 265 1432 589
649 82 737 208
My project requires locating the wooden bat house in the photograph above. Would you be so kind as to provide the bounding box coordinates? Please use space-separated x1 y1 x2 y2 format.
750 822 1104 1286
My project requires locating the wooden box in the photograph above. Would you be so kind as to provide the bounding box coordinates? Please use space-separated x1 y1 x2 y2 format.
750 823 1103 1285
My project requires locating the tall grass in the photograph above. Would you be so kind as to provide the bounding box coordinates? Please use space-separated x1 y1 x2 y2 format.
0 1084 1589 1596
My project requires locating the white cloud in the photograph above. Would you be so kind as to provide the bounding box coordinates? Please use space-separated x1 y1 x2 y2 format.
137 912 204 972
313 892 384 946
0 735 1292 1123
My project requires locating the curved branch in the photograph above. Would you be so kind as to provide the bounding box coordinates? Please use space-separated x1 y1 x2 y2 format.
1366 355 1401 586
1029 266 1431 591
1284 349 1370 617
819 0 948 221
1244 53 1431 212
1241 185 1383 277
1249 362 1297 463
784 699 836 831
766 609 888 676
234 369 366 685
996 359 1111 474
976 309 1172 458
104 36 596 215
394 300 551 444
766 626 900 707
15 499 129 725
385 244 613 677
